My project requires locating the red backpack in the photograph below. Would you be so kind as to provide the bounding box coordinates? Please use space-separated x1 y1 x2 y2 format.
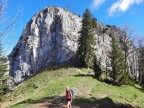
66 90 71 99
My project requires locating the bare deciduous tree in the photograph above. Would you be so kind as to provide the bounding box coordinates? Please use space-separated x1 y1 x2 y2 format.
137 37 144 85
118 25 138 78
0 0 21 38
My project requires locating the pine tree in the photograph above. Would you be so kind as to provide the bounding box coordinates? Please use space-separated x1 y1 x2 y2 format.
93 56 101 78
0 42 8 96
109 35 127 85
77 9 96 67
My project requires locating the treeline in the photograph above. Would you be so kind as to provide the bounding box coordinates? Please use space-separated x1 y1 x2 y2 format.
0 43 11 99
77 9 144 86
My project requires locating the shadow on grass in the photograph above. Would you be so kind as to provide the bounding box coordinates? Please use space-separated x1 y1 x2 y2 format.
134 86 144 93
10 96 138 108
73 74 95 78
43 63 76 71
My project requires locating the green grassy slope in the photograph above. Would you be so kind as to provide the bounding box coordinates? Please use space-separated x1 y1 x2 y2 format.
1 65 144 108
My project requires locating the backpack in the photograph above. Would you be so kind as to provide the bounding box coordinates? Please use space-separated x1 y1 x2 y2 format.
66 90 71 99
70 88 75 101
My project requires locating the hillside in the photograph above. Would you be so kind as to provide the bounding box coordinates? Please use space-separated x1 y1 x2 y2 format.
1 65 144 108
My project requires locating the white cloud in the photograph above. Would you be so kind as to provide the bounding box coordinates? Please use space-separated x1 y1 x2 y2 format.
90 0 105 10
108 0 144 16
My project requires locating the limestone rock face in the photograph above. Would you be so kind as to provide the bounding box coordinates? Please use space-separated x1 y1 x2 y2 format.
9 6 81 84
9 6 138 84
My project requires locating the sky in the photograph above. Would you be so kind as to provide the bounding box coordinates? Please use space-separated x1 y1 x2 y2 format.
1 0 144 56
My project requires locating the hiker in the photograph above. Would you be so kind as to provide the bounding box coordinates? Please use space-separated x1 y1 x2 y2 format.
66 87 72 108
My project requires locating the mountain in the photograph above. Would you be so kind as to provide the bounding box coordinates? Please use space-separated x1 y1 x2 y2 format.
8 6 138 84
9 6 81 84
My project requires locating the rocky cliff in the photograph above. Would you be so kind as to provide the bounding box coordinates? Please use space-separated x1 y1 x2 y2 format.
9 6 81 84
9 6 138 84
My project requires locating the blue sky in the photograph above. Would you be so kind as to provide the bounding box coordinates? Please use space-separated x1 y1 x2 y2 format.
1 0 144 55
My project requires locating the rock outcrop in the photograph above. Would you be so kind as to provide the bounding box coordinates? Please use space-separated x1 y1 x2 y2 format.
9 6 81 84
9 6 138 84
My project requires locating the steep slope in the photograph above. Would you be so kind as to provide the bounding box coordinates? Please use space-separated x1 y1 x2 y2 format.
9 6 81 84
1 66 144 108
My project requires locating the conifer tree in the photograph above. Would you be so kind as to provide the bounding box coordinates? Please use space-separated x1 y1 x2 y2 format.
77 9 96 67
109 35 127 85
0 42 8 96
93 56 101 78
